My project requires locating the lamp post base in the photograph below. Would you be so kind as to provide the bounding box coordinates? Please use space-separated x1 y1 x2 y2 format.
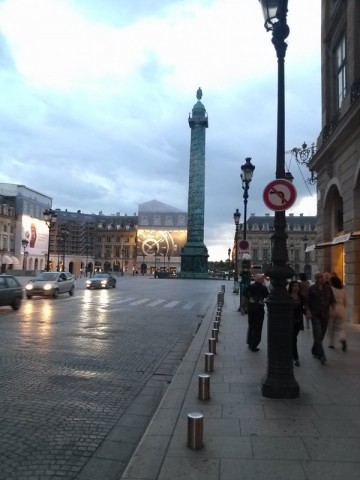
262 295 300 399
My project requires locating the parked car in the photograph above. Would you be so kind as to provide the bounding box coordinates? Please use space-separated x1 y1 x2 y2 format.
86 273 116 289
25 272 75 298
0 274 23 310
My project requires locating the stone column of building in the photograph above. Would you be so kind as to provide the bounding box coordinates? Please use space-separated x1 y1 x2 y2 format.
179 88 209 278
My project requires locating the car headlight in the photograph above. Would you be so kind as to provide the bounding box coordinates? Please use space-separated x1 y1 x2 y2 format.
101 280 107 286
25 284 33 291
43 283 53 291
86 280 91 285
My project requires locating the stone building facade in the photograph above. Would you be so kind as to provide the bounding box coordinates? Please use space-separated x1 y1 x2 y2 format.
243 213 318 279
309 0 360 323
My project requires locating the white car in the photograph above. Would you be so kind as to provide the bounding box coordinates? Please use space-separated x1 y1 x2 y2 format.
26 272 75 299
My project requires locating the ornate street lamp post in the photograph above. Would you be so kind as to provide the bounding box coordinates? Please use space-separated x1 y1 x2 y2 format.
239 158 255 312
58 225 70 272
241 157 255 241
258 0 299 398
233 209 241 294
21 232 29 270
43 209 57 271
154 245 158 275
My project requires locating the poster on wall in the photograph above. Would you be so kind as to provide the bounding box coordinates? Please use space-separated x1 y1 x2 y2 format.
22 215 49 256
137 229 187 258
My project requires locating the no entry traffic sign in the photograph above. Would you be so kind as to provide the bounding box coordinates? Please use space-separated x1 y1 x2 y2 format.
263 179 297 211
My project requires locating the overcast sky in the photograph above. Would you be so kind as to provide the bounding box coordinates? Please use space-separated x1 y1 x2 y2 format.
0 0 321 261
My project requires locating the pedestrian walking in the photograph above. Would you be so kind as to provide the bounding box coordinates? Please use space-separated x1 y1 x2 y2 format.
299 273 311 328
244 274 269 352
288 280 305 367
305 271 335 365
328 274 347 351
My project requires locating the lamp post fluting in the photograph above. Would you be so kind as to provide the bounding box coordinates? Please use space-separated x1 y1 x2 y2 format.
258 0 299 399
43 209 57 271
233 209 241 294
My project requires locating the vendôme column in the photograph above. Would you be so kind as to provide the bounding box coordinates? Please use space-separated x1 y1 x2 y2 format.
179 88 209 279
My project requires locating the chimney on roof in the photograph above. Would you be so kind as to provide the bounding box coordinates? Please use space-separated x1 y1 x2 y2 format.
300 213 303 216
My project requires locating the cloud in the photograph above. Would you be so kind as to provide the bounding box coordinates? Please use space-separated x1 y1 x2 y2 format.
0 0 320 260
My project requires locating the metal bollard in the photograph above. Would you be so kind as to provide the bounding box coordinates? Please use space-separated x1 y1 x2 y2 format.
214 320 220 330
217 292 224 306
209 337 216 354
212 328 219 342
205 352 214 372
198 374 210 400
187 412 204 449
221 284 225 293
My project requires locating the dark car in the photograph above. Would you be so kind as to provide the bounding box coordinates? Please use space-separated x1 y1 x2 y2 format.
25 272 75 298
86 273 116 289
0 274 23 310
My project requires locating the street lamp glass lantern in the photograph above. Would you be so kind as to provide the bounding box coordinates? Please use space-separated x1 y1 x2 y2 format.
241 157 255 183
259 0 282 30
233 208 241 225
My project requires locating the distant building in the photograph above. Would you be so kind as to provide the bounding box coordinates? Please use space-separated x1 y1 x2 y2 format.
243 213 318 279
137 200 187 275
0 183 52 271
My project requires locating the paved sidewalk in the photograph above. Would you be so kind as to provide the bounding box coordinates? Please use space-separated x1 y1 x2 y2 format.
121 286 360 480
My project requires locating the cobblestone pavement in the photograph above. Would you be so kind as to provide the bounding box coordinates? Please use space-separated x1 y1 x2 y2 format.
0 277 224 479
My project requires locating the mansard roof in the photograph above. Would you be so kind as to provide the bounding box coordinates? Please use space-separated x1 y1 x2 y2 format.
138 199 185 214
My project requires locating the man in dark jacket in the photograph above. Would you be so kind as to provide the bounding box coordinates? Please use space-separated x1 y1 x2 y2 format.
305 271 335 365
244 274 269 352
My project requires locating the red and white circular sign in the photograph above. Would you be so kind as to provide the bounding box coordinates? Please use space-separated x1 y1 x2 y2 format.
239 240 249 250
263 179 297 211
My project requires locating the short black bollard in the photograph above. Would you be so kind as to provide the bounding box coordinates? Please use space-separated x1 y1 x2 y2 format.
212 328 219 342
214 320 220 330
198 374 210 400
221 284 225 293
209 337 216 354
187 412 204 449
205 352 214 372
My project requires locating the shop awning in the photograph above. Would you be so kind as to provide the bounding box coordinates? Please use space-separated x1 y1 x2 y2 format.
306 231 360 251
11 256 20 265
1 255 13 264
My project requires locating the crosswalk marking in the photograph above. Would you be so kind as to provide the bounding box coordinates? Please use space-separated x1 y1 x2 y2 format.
129 298 151 306
148 299 166 307
164 300 181 308
182 302 195 310
67 294 197 310
114 297 136 304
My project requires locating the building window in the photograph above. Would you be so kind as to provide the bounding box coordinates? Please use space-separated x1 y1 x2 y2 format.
335 34 346 109
165 216 173 226
252 248 258 261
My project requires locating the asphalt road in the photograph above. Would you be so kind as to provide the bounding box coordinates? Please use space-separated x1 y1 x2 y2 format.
0 276 223 479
